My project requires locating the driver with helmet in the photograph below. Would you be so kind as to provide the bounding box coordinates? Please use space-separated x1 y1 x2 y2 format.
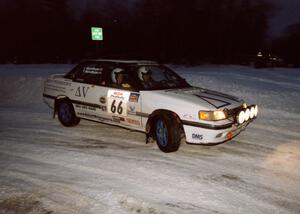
111 67 132 89
138 66 157 89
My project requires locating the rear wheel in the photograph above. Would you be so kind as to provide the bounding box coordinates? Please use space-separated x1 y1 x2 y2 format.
57 100 80 127
155 113 181 153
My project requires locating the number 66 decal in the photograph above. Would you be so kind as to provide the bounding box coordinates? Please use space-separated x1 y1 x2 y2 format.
111 100 123 114
107 90 130 116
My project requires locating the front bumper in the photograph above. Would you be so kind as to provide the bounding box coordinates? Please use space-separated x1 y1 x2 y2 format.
183 120 251 145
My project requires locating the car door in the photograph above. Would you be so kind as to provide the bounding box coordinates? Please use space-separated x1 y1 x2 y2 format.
106 89 143 129
106 65 143 130
69 62 111 122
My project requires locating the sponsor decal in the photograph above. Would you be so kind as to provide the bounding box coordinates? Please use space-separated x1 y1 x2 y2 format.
129 93 140 103
83 67 103 74
75 103 106 112
76 104 95 111
75 86 90 98
88 106 96 111
100 96 106 104
192 133 203 140
99 105 107 111
77 112 106 121
127 105 136 113
183 114 195 120
112 116 125 123
113 91 123 96
107 90 130 100
126 118 140 126
109 91 127 99
111 95 123 100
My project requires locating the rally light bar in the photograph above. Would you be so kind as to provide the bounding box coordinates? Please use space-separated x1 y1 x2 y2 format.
236 105 258 124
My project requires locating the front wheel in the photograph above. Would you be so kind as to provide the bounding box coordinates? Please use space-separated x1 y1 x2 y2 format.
155 113 181 153
57 100 80 127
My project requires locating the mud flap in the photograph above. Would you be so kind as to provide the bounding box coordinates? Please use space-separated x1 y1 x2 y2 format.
53 108 56 119
145 133 155 144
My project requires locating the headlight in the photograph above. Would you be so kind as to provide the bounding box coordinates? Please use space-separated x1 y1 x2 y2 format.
237 110 245 124
199 110 227 121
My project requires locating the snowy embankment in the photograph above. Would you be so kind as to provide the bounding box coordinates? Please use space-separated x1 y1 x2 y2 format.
0 64 299 214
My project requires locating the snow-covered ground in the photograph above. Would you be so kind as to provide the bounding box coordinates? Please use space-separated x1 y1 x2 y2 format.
0 64 299 214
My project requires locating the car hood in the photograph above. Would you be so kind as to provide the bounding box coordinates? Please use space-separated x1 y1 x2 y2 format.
142 87 243 111
170 87 242 109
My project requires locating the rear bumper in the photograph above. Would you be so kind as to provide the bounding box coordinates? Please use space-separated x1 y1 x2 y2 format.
183 120 252 145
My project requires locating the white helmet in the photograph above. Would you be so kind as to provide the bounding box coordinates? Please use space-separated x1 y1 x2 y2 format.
111 68 124 83
138 66 151 80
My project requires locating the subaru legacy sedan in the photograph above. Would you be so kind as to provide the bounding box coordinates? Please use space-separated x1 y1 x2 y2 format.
43 59 258 152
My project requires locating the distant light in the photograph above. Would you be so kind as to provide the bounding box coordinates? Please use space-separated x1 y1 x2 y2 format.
91 27 103 41
257 52 263 57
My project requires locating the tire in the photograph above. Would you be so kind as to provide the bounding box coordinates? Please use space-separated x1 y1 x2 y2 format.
57 99 80 127
154 113 181 153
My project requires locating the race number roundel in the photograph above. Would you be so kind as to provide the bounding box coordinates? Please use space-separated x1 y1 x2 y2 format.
107 90 130 116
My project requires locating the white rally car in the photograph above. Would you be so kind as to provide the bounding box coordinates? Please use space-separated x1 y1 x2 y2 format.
43 59 258 152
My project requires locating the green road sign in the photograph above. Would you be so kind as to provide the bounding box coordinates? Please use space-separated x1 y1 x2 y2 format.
91 27 103 41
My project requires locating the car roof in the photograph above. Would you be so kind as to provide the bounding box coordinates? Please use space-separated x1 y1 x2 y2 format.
81 59 159 66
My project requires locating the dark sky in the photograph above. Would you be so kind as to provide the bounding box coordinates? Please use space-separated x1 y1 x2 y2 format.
70 0 300 38
269 0 300 37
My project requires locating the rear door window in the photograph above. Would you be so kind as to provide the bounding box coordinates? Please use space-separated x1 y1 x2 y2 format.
73 63 107 86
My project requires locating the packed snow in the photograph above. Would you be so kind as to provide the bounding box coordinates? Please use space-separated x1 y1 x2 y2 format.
0 64 299 214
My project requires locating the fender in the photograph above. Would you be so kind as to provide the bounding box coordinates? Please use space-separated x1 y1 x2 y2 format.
145 109 182 144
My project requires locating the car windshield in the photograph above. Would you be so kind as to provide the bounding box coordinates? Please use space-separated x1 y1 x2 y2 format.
133 65 190 90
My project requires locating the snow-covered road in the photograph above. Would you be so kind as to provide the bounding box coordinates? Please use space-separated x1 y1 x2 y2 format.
0 64 299 214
